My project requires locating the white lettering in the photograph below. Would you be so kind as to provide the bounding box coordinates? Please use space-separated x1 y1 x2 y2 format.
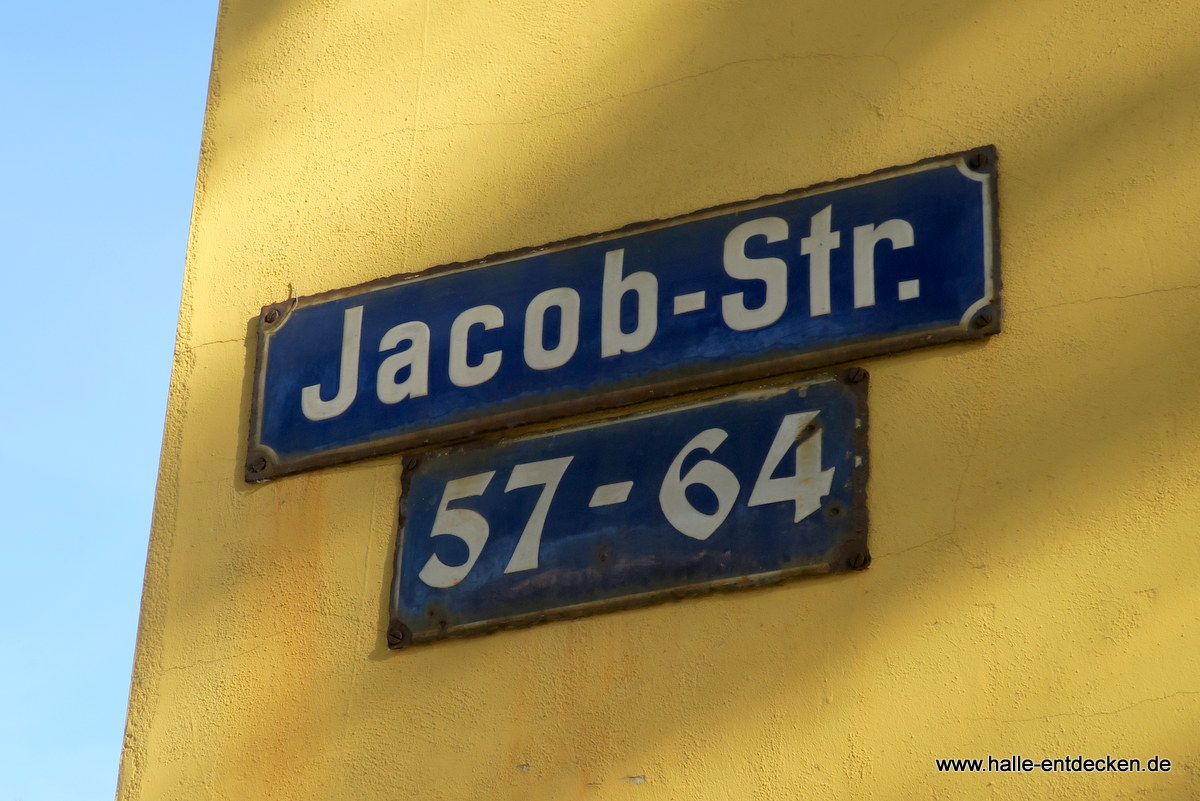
672 291 706 315
800 205 841 317
301 305 362 421
376 321 430 404
852 219 915 308
601 249 658 357
524 287 580 371
449 305 503 387
503 457 573 573
721 217 789 331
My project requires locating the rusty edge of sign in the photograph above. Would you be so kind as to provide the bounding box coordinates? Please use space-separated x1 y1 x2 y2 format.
384 367 870 650
244 145 999 482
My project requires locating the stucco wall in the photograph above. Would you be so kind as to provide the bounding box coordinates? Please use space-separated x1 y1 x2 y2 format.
119 0 1200 798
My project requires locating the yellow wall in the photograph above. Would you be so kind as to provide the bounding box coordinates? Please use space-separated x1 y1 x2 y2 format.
119 1 1200 798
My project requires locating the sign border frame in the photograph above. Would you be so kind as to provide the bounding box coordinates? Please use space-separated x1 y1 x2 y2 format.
385 368 870 649
246 146 998 482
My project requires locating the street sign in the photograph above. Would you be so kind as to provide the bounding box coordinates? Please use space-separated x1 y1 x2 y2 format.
248 147 997 481
387 370 868 648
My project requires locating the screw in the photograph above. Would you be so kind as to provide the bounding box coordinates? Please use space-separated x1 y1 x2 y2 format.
402 456 418 471
248 456 267 474
844 367 867 384
387 620 412 649
264 308 280 324
848 553 871 570
827 502 845 518
967 151 988 170
972 310 994 329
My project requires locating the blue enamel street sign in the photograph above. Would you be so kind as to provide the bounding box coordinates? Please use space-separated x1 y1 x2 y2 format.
387 371 868 647
247 147 997 481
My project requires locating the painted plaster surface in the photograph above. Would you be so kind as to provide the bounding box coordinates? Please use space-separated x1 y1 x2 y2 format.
119 0 1200 798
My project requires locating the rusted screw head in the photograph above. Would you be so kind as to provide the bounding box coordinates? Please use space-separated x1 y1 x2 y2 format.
848 553 871 570
247 456 268 474
966 150 988 170
387 620 412 649
264 308 281 324
972 310 994 329
844 367 868 384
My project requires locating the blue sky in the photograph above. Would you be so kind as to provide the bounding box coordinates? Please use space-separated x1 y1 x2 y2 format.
0 2 218 798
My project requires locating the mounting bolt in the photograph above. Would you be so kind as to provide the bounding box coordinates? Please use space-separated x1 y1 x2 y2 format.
402 456 418 471
848 553 871 570
247 455 268 475
966 150 989 170
264 308 280 324
387 620 412 649
844 367 868 384
971 309 995 329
